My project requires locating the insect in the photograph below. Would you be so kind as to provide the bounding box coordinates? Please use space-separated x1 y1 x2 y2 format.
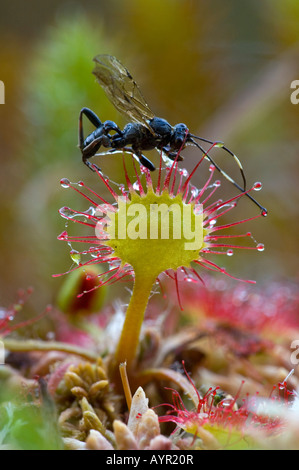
79 54 267 214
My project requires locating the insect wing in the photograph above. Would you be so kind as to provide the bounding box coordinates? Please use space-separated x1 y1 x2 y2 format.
92 55 155 130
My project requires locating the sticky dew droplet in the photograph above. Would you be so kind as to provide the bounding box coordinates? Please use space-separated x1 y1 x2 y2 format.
60 178 70 188
59 206 76 219
214 141 224 148
57 231 68 241
253 182 262 191
257 243 265 252
208 219 217 227
84 206 95 217
133 181 141 191
70 249 81 265
191 186 199 198
179 168 189 178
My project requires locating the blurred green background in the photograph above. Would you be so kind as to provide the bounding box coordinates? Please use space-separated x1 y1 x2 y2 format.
0 0 298 309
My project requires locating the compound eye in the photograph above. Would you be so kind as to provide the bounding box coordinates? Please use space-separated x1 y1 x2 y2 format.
175 137 184 146
174 123 188 133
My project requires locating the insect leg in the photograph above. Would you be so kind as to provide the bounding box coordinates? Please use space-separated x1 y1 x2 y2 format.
161 146 184 162
191 139 267 214
83 159 102 172
129 146 155 171
189 135 246 190
81 136 108 172
138 154 156 171
103 120 123 135
107 146 156 171
78 107 103 149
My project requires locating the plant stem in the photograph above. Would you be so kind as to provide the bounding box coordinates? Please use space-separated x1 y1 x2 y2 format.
3 338 98 361
114 272 155 373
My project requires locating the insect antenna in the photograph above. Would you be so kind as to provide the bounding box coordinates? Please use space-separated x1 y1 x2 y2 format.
190 134 246 190
189 136 267 215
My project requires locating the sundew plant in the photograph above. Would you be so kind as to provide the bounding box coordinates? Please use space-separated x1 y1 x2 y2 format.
2 143 299 450
55 146 266 383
